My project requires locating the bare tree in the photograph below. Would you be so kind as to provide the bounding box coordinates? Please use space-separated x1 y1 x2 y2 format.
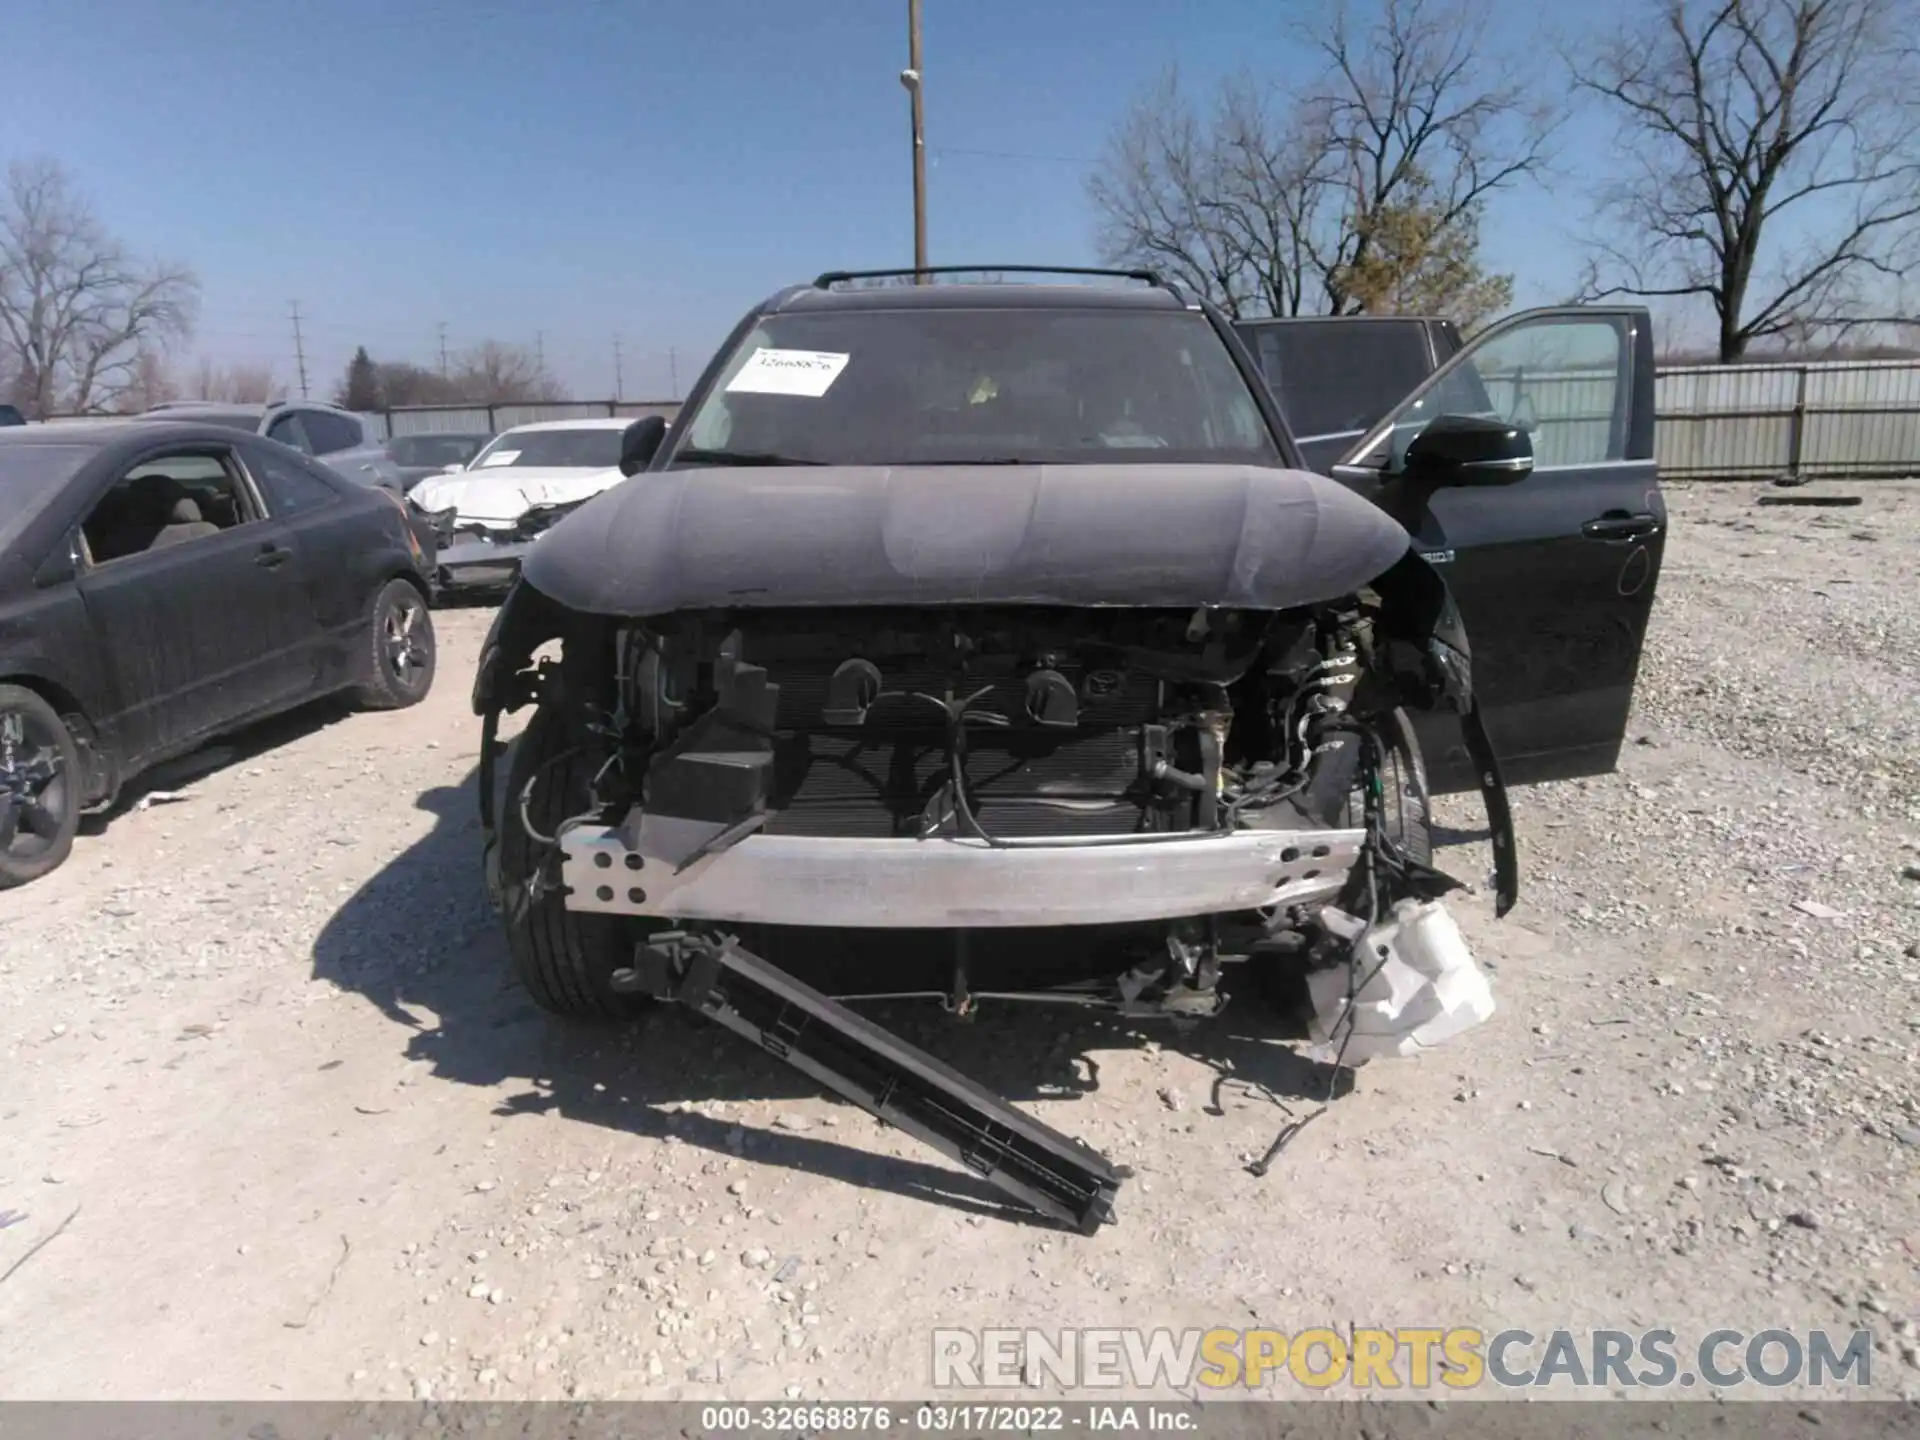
1308 0 1558 313
177 356 278 403
0 159 199 416
1088 71 1327 318
451 340 567 404
1087 0 1556 320
1576 0 1920 362
118 350 178 412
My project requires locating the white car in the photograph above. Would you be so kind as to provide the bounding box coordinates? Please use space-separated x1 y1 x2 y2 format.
408 417 652 591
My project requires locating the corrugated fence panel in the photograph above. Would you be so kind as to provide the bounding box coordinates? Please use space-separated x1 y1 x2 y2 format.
614 402 681 421
1798 364 1920 478
378 400 681 437
490 401 615 430
387 406 495 437
1656 361 1920 479
362 362 1920 481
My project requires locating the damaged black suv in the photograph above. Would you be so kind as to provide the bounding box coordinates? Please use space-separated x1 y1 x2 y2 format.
471 267 1663 1228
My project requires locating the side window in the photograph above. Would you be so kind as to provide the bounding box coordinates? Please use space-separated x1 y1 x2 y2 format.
266 412 313 454
303 410 362 455
80 451 259 565
1261 323 1436 440
1370 316 1628 473
248 446 342 518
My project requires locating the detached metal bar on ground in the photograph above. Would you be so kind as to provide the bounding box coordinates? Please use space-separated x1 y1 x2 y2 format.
614 932 1125 1233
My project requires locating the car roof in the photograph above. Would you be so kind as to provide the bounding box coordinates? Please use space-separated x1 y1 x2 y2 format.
0 418 286 451
146 405 268 429
767 281 1191 316
493 418 632 434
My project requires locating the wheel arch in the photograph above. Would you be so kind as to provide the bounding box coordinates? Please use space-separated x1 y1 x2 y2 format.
0 671 116 805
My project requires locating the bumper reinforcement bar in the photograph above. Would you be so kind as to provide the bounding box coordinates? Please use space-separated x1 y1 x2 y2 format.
613 930 1125 1233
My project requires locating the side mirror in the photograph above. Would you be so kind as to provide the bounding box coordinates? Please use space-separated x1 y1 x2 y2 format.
619 415 669 476
440 462 464 475
1402 413 1533 487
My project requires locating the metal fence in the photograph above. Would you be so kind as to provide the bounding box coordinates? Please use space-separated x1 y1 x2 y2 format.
356 361 1920 480
44 357 1917 481
1654 360 1920 479
357 398 680 442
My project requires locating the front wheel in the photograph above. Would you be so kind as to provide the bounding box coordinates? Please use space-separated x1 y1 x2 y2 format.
352 578 437 709
1338 706 1433 867
498 703 649 1019
0 684 83 889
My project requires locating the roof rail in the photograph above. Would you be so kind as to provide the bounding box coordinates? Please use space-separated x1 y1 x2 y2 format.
813 264 1166 290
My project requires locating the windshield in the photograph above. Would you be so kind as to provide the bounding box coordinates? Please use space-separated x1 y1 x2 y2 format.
390 434 487 467
468 427 623 470
667 307 1282 468
0 443 91 553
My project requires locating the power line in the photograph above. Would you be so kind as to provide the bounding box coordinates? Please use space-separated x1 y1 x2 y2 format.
289 301 310 399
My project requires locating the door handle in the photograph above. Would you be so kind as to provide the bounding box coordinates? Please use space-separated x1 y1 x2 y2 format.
1582 512 1661 541
255 543 290 569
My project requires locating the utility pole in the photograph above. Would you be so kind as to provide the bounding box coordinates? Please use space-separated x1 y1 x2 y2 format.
901 0 928 281
437 322 450 378
289 301 310 398
612 335 624 402
535 331 547 391
669 347 679 400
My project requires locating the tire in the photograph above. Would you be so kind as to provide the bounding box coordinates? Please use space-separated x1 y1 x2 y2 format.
1270 706 1432 865
352 578 436 709
1249 708 1431 1021
499 703 648 1019
0 684 84 889
1337 707 1433 866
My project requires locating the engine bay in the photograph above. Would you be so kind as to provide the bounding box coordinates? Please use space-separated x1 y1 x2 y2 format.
601 602 1406 847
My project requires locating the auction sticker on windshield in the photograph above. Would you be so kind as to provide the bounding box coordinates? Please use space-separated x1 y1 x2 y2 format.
726 347 850 397
480 450 521 466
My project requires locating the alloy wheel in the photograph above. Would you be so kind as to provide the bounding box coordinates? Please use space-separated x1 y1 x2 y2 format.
383 592 428 689
0 705 70 860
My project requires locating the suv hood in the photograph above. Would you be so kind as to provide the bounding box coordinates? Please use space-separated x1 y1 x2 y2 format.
409 465 627 524
521 462 1413 616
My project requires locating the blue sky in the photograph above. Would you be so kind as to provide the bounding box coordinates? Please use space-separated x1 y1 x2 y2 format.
5 0 1629 401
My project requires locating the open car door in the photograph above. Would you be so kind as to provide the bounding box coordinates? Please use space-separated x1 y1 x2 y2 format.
1331 306 1665 795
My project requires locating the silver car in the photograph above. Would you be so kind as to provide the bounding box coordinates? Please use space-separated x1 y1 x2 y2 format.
143 400 403 490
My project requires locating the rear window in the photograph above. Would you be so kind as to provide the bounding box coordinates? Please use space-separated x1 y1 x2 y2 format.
249 446 343 517
389 434 487 468
1238 321 1436 441
302 410 363 455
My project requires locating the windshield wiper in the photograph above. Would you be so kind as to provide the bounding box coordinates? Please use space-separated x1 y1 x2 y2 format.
673 447 824 467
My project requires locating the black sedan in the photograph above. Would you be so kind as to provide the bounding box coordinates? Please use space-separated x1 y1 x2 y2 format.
0 421 439 888
386 431 492 492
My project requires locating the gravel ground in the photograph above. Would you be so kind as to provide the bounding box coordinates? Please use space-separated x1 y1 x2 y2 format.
1 480 1916 1403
